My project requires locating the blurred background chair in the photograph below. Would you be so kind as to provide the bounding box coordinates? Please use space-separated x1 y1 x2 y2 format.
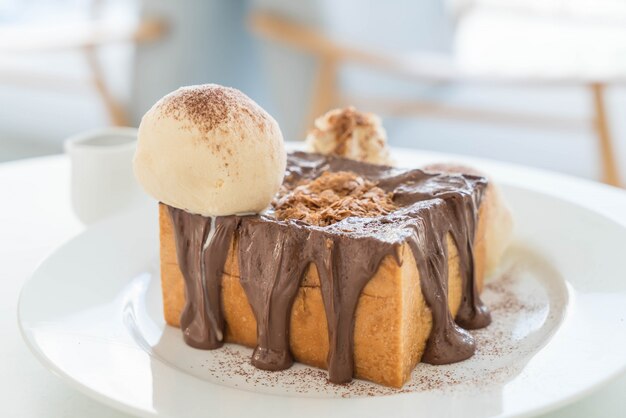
0 0 165 127
248 1 626 186
2 0 626 188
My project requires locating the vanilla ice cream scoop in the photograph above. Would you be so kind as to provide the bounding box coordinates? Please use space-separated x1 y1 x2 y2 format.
306 107 392 165
133 84 286 216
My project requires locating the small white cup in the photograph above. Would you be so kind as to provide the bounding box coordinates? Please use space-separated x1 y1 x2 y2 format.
64 127 148 225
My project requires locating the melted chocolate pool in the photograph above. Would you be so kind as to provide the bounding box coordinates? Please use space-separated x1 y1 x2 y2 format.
166 151 490 384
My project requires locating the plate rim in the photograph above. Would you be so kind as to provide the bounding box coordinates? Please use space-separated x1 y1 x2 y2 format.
18 170 626 418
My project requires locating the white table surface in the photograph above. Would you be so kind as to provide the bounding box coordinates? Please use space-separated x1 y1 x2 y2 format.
2 151 625 418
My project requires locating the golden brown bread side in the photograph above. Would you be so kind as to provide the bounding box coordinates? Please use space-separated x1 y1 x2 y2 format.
159 188 492 388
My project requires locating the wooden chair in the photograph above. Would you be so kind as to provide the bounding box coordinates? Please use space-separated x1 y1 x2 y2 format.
0 15 166 126
248 11 623 187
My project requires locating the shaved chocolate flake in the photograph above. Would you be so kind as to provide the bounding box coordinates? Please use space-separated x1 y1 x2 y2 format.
272 171 396 226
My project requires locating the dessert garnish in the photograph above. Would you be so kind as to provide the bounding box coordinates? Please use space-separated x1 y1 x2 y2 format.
306 106 393 165
272 171 396 226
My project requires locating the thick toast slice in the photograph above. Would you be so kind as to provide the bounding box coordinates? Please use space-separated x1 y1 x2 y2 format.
158 187 491 388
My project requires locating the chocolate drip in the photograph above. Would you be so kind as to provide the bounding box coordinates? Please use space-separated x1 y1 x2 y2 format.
446 191 492 330
168 207 237 349
314 235 397 383
405 198 477 364
237 220 395 382
238 221 310 371
167 152 491 384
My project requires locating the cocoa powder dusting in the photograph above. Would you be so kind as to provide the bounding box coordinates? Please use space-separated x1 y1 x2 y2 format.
328 107 367 155
309 107 376 158
183 266 556 398
158 84 270 136
272 171 396 226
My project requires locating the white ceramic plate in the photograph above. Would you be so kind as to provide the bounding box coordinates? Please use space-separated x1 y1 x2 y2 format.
18 161 626 418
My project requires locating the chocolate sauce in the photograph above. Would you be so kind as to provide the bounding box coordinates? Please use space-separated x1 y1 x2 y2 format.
237 220 310 371
167 208 238 349
167 151 490 384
